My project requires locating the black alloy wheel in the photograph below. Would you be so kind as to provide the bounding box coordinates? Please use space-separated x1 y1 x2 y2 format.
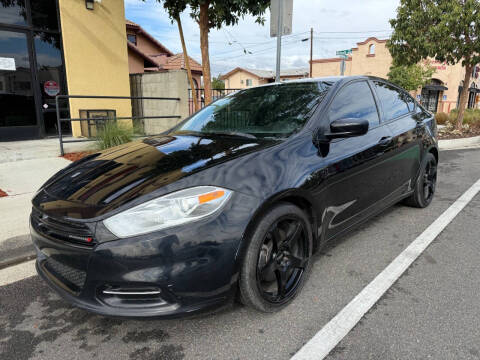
256 217 308 304
239 203 313 312
404 152 437 208
422 157 437 204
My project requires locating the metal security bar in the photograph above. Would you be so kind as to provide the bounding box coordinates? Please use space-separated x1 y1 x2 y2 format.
188 88 242 115
55 95 181 155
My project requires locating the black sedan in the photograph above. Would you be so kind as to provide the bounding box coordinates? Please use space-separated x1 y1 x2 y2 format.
31 76 438 317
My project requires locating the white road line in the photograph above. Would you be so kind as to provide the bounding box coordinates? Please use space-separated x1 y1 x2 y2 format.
0 259 37 286
292 178 480 360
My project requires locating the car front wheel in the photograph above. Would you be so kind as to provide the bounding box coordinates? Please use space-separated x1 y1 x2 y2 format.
239 203 313 312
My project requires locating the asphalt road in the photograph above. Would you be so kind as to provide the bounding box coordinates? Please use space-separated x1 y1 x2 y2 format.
1 148 479 360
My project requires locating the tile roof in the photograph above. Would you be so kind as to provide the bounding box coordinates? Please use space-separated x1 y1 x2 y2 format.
220 67 309 80
126 19 139 27
163 53 203 73
126 20 202 74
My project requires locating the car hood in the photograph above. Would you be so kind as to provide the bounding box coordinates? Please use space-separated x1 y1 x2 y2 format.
33 134 275 219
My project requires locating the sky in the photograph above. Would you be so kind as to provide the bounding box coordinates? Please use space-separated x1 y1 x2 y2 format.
124 0 401 77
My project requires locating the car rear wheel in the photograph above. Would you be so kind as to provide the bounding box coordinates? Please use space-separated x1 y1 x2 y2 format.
404 153 437 208
239 203 313 312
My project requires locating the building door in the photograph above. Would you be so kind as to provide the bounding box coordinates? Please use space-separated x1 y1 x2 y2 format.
0 0 69 141
0 29 39 140
420 88 439 113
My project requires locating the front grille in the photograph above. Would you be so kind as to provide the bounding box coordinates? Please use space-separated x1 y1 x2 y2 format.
43 257 87 294
31 208 96 247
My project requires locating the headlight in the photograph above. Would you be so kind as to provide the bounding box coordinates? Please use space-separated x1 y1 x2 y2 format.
103 186 232 238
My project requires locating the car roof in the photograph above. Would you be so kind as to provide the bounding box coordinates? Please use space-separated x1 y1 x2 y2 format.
251 75 390 89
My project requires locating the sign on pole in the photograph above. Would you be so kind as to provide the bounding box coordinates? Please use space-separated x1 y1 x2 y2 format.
270 0 293 37
336 49 352 76
336 49 352 56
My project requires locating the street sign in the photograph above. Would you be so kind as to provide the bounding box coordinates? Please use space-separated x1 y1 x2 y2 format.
336 49 352 56
270 0 293 37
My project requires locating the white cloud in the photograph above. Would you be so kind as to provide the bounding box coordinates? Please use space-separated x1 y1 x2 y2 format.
125 0 400 76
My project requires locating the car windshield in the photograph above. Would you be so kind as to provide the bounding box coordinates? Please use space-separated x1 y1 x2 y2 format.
171 81 333 139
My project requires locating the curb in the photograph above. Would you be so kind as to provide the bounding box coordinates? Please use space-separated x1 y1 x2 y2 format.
0 235 36 271
439 135 480 151
0 253 36 271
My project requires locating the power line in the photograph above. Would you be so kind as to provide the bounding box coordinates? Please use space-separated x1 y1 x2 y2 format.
314 30 392 34
212 38 307 62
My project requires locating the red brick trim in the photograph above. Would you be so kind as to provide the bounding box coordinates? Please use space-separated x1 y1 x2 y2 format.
310 57 352 64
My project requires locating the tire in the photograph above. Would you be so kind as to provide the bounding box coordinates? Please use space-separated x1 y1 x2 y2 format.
404 153 437 208
239 203 313 313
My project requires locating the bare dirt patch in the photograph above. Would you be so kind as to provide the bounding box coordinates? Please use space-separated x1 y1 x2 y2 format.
61 151 94 162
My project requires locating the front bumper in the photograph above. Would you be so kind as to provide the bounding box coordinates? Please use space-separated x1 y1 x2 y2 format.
31 192 258 318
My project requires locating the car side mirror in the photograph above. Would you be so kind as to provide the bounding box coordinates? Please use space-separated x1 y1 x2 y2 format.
325 118 369 140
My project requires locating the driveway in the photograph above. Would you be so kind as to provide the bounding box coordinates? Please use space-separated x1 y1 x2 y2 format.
0 148 479 360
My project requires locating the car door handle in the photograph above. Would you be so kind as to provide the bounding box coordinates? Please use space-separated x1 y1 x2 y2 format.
378 136 393 147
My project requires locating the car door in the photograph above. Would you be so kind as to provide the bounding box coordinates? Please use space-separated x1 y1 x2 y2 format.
371 80 422 196
315 80 395 241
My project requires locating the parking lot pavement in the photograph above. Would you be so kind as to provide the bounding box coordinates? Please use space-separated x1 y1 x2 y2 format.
0 148 479 360
326 195 480 360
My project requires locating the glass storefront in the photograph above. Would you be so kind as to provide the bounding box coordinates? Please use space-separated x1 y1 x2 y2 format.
0 0 69 140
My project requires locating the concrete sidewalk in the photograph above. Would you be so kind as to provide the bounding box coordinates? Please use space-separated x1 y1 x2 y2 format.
0 137 95 164
0 157 71 268
439 135 480 151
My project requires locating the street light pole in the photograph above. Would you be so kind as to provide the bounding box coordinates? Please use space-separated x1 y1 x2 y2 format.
275 0 283 82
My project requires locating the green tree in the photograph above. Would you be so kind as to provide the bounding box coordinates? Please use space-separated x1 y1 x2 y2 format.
387 63 435 91
212 75 225 90
154 0 269 105
388 0 480 130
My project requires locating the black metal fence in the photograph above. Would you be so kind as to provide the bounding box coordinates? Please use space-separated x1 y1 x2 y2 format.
55 95 181 156
188 88 242 115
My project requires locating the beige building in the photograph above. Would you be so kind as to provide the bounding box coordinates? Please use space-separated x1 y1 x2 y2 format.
311 37 480 113
0 0 132 140
220 67 309 89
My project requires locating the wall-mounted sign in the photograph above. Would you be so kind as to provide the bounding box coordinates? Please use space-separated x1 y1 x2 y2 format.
44 80 60 97
0 57 16 71
443 95 447 101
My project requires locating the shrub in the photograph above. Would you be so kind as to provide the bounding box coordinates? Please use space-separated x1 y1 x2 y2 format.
448 108 480 125
95 121 134 150
434 112 449 125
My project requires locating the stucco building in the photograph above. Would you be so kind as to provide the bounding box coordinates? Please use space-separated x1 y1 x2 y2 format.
0 0 133 140
311 37 480 113
126 20 202 90
220 67 309 89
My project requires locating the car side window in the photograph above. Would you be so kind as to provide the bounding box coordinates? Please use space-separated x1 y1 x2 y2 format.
373 81 411 121
328 81 380 127
405 94 415 112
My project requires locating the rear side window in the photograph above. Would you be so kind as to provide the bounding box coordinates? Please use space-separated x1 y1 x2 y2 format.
373 81 411 121
405 94 416 111
328 81 380 127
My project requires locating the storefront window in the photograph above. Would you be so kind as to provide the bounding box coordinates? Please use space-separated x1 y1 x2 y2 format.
34 32 62 103
0 30 36 127
0 0 27 26
34 32 66 134
31 0 58 31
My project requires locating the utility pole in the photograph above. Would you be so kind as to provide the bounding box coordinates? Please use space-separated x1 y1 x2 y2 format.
309 27 313 77
275 0 283 82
